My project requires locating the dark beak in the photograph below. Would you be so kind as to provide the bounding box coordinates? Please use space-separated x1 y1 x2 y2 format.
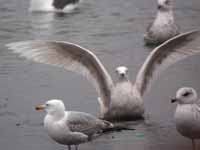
171 98 177 103
158 5 162 9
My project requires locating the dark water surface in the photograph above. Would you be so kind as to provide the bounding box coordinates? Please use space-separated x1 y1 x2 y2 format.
0 0 200 149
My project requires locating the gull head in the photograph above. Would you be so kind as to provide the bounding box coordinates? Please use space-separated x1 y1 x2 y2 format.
35 99 66 117
157 0 172 11
171 87 198 104
115 66 128 80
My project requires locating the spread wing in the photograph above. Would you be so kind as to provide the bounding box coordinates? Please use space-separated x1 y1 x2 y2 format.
135 29 200 96
6 41 114 108
66 111 105 135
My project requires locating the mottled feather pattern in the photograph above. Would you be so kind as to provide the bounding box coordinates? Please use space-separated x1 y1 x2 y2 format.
6 41 114 109
66 111 109 136
192 103 200 120
135 29 200 96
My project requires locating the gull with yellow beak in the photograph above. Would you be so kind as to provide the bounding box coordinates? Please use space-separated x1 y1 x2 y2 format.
35 99 113 150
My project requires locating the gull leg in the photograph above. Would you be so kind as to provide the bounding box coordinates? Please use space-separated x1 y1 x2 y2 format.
75 145 78 150
192 139 196 150
68 145 71 150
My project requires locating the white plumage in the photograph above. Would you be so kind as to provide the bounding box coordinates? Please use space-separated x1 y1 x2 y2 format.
35 99 113 150
29 0 80 12
171 87 200 150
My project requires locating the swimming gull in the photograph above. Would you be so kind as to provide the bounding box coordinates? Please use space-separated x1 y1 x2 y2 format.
171 87 200 150
6 29 200 121
29 0 80 12
144 0 179 45
35 99 113 150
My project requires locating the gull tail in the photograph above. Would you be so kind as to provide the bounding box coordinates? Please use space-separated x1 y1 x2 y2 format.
102 120 114 128
102 121 135 132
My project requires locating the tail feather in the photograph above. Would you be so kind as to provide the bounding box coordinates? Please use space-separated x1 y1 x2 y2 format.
102 121 135 132
102 120 114 128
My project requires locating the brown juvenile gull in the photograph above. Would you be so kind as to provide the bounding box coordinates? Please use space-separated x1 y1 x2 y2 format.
144 0 179 45
29 0 80 12
35 99 113 150
6 29 200 121
171 87 200 150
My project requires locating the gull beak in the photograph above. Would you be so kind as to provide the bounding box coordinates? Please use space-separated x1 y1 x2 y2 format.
121 73 125 77
35 105 45 111
158 5 162 9
171 98 177 103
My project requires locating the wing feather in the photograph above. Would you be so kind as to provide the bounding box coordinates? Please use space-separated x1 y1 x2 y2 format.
66 112 104 135
6 41 114 108
135 29 200 96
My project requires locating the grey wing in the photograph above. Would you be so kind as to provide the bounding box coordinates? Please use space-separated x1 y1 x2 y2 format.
135 29 200 96
66 111 104 135
53 0 79 9
6 41 114 109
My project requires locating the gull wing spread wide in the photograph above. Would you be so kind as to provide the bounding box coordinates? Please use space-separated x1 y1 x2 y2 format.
135 29 200 96
6 41 114 108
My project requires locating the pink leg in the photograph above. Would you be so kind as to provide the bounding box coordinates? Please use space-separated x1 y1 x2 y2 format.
192 139 196 150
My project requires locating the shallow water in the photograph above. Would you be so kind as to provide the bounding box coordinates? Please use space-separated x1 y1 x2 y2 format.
0 0 200 149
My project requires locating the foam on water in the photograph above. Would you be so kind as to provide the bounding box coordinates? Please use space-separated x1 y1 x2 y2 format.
29 0 54 12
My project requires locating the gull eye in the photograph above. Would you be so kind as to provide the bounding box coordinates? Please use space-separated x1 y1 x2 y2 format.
182 92 190 97
46 103 50 107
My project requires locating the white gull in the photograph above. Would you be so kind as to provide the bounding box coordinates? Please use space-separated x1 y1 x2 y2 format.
35 99 113 150
171 87 200 150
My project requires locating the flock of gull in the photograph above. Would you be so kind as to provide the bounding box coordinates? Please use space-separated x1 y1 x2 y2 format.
4 0 200 150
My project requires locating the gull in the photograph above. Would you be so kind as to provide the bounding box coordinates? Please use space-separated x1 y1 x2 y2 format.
171 87 200 150
6 29 200 121
29 0 80 12
144 0 179 45
35 99 113 150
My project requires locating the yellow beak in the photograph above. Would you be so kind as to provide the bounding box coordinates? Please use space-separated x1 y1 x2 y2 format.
35 105 45 111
